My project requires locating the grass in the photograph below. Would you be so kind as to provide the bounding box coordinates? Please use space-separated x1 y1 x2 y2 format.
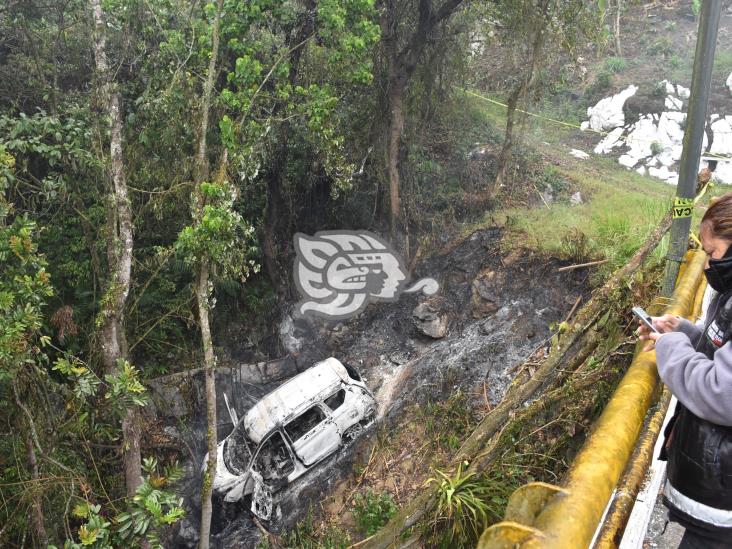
454 91 677 275
419 390 478 453
275 510 352 549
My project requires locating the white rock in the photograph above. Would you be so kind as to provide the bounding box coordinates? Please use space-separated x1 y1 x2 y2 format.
657 112 685 148
570 192 583 205
569 149 590 160
665 95 683 111
594 126 625 154
647 157 659 167
586 85 638 132
661 80 676 95
710 118 732 155
713 160 732 185
677 85 691 99
666 172 679 185
619 154 638 168
727 72 732 95
626 115 657 159
636 166 647 176
649 165 671 180
658 151 676 167
580 121 590 131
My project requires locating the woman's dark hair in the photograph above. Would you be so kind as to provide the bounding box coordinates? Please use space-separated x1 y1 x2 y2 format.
702 192 732 241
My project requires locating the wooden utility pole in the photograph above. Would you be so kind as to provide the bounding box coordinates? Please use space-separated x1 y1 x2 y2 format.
662 0 721 295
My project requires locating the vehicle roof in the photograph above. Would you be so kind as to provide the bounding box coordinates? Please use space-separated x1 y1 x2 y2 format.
243 357 350 444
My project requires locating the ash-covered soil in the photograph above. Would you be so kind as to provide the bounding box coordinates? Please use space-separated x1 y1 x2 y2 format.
172 227 591 548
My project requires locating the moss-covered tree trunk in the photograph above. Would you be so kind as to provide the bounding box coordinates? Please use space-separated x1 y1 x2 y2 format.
90 0 141 497
196 261 217 549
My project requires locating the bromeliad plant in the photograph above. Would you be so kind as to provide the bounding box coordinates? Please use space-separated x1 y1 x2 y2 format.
425 461 493 547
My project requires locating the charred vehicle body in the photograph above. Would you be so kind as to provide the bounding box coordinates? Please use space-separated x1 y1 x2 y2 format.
210 357 376 519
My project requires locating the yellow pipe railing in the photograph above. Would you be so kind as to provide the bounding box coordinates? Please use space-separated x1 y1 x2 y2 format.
478 250 707 549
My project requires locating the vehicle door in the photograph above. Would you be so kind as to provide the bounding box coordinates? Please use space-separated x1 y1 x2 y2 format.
323 386 356 433
284 404 341 466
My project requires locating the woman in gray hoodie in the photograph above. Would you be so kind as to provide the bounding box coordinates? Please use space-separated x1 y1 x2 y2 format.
639 193 732 548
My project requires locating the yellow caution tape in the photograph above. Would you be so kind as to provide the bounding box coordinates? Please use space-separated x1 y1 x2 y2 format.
673 197 694 218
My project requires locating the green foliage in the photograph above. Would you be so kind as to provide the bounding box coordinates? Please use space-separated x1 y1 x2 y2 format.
115 458 185 548
219 0 380 201
560 228 597 264
648 37 673 57
51 458 184 549
537 167 570 199
588 70 612 96
352 489 398 536
105 359 150 413
692 0 701 18
281 510 351 549
425 462 497 547
176 181 258 280
0 215 53 377
420 390 477 453
603 56 627 74
650 141 664 156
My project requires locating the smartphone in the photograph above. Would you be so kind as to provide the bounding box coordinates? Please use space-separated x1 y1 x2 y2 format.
632 306 659 333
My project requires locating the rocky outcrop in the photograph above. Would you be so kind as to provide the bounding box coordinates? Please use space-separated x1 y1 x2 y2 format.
412 301 450 339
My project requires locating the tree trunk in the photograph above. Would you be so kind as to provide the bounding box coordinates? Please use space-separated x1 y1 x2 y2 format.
262 167 288 301
387 80 405 245
90 0 140 496
24 430 48 547
193 1 224 546
379 0 464 248
614 0 622 57
196 261 217 549
493 86 521 193
493 10 547 195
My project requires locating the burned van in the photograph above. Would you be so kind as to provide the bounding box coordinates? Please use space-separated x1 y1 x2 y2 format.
210 357 376 520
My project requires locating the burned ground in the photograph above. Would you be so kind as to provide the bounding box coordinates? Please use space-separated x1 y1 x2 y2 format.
166 227 591 548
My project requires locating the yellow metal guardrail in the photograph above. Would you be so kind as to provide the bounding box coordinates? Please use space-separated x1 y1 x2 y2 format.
478 249 707 549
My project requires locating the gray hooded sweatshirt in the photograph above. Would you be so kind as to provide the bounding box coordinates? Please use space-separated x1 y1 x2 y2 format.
655 293 732 427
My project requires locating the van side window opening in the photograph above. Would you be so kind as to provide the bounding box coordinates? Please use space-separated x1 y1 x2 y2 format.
253 432 294 481
324 388 346 411
285 406 325 441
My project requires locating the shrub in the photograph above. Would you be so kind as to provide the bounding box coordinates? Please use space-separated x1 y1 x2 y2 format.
650 141 664 156
352 490 397 536
603 56 627 74
589 71 612 96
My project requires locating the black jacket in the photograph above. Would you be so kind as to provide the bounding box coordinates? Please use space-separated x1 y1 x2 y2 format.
661 291 732 539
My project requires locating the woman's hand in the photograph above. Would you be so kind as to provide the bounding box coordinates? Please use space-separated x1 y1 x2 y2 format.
637 314 680 351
